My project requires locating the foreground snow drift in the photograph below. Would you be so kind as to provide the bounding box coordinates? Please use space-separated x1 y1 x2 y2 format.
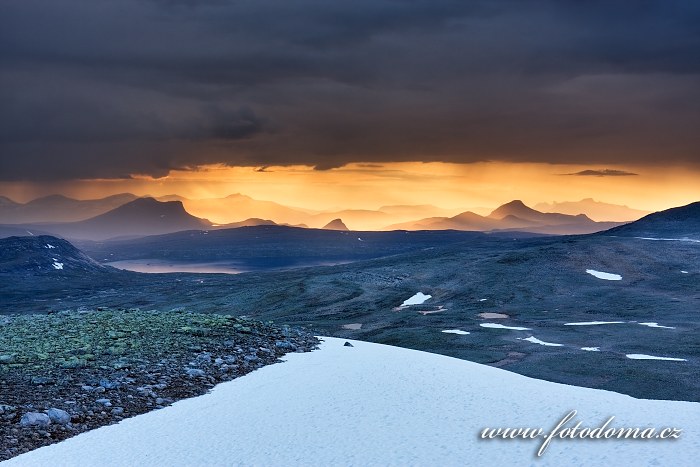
5 338 699 467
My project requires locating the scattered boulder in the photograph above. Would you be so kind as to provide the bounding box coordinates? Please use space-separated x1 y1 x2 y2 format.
186 368 206 378
20 412 51 427
344 341 354 347
46 408 71 425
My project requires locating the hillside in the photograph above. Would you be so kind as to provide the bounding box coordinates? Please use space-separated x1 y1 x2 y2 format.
0 235 110 276
604 201 700 240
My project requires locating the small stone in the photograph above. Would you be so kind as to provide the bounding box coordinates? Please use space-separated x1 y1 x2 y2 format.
0 355 14 364
99 379 119 389
344 341 354 347
186 368 206 377
81 385 94 392
31 376 55 385
20 412 51 427
47 408 71 425
111 407 124 416
95 398 112 407
275 340 297 351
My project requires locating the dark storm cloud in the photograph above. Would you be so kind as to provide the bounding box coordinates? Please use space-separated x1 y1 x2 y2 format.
1 0 699 180
564 170 639 177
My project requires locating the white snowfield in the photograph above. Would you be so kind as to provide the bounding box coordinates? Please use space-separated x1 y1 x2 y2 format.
564 321 625 326
5 338 699 467
400 292 431 307
586 269 622 281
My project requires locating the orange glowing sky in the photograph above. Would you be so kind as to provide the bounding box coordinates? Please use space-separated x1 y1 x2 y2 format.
1 162 698 216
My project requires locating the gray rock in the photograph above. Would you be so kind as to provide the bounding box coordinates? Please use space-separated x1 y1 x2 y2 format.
0 355 14 364
99 379 119 389
111 407 124 416
275 340 297 351
186 368 206 377
95 398 112 407
344 341 354 347
31 376 55 385
47 408 71 425
20 412 51 427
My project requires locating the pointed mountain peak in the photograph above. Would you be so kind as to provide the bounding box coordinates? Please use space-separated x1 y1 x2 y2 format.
323 218 349 231
489 200 539 219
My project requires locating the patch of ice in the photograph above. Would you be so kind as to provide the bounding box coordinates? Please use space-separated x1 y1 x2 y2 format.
681 271 689 274
357 237 364 241
518 336 563 347
586 269 622 281
639 322 676 329
479 299 488 302
52 262 64 270
401 292 431 307
626 354 687 362
441 329 470 335
342 323 363 330
480 323 531 331
564 321 625 326
581 347 600 352
478 312 509 319
45 244 55 249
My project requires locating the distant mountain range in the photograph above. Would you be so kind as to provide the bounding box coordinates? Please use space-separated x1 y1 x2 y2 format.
604 201 700 240
0 192 686 239
0 194 139 223
5 198 211 241
385 200 623 235
534 198 650 222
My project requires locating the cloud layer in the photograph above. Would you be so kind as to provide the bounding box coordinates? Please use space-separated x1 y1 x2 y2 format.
1 0 699 180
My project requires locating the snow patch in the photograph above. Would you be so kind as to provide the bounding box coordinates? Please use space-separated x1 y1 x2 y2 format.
681 271 689 274
518 336 563 347
52 262 64 270
586 269 622 281
342 323 363 330
45 244 55 249
441 329 470 335
401 292 431 307
564 321 625 326
581 347 600 352
478 312 509 319
639 322 676 329
480 323 531 331
626 354 687 362
357 237 364 241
